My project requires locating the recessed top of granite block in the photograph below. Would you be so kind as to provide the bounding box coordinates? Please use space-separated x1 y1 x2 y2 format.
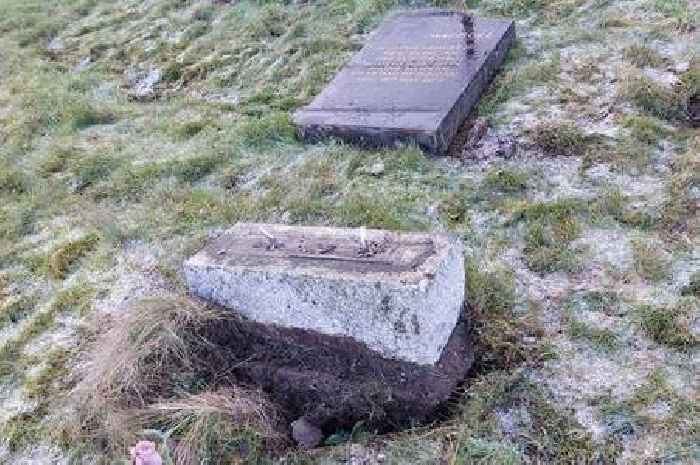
185 223 466 365
188 223 447 281
293 9 515 154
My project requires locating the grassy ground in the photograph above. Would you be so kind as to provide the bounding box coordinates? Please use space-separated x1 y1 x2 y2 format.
0 0 698 464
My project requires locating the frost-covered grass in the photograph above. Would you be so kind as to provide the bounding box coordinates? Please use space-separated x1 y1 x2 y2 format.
0 0 698 464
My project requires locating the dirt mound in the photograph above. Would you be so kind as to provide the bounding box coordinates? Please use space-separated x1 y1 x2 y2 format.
203 309 474 436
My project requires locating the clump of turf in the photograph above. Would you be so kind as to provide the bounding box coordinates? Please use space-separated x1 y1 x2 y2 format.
530 122 589 156
619 67 698 122
63 297 284 463
466 259 544 371
75 297 224 404
661 137 699 232
681 271 700 298
631 239 670 282
145 388 284 465
622 44 665 68
483 168 528 193
47 234 99 280
524 223 580 273
171 120 211 141
0 166 30 195
566 315 620 352
620 115 667 146
512 199 585 273
39 146 78 176
70 154 121 192
0 295 38 327
441 191 468 226
636 299 698 351
237 112 296 146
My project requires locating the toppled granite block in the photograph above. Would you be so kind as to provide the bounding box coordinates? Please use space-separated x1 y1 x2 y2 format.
185 223 465 365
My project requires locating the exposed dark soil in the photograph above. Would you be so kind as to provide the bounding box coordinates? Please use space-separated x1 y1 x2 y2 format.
447 117 478 159
201 305 474 435
689 94 699 127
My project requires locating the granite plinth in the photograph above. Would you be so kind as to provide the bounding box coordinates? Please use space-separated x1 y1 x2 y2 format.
184 223 465 365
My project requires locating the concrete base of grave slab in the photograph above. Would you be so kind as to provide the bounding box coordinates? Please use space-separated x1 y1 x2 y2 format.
185 223 466 366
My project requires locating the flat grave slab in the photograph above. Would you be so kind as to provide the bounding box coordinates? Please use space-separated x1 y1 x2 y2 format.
293 9 515 154
185 223 465 365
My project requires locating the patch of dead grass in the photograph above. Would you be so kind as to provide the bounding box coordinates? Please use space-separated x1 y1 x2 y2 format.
63 296 284 462
661 136 699 234
47 234 99 280
529 121 590 156
146 388 286 465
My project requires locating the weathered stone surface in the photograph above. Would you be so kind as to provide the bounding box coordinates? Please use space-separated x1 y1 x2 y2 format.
291 418 323 449
293 9 516 154
185 223 465 365
129 441 162 465
127 67 161 101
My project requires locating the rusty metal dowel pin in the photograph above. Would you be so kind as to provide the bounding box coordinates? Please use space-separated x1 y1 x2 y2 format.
462 13 475 56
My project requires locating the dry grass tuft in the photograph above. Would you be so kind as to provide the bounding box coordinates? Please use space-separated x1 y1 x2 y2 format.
74 297 224 408
636 299 698 351
47 233 99 280
529 122 589 156
661 136 699 233
622 44 665 68
147 388 285 465
619 66 698 121
61 297 287 461
631 239 671 282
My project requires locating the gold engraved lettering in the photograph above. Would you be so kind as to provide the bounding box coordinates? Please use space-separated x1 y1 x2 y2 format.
354 45 462 82
431 33 466 39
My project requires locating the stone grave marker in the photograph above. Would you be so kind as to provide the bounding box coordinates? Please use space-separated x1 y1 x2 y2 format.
185 223 465 365
185 223 473 444
293 9 515 154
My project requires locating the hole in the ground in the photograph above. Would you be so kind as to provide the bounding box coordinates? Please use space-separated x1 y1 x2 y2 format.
197 301 475 442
